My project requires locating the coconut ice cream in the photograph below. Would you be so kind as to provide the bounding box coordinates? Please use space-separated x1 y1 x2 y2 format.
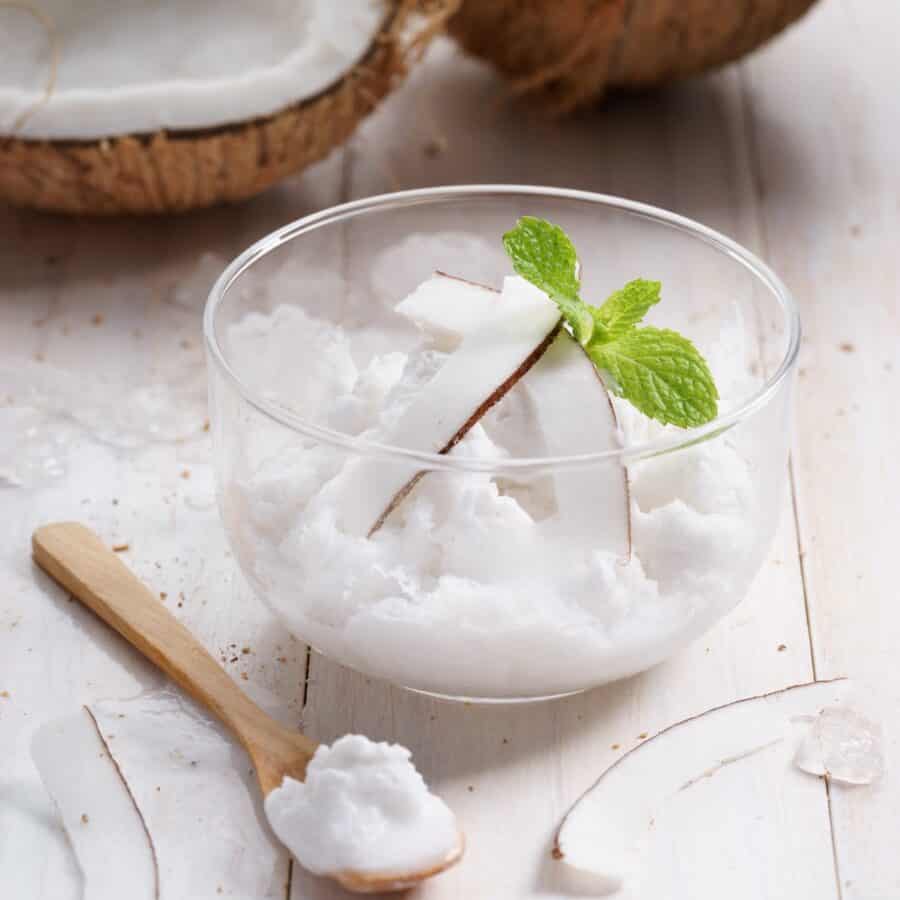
216 218 771 698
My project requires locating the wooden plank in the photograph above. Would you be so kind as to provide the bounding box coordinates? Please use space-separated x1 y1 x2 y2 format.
295 38 834 899
0 157 346 898
741 1 900 897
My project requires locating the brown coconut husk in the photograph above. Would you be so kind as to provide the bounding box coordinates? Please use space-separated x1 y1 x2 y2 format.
0 0 458 215
448 0 818 114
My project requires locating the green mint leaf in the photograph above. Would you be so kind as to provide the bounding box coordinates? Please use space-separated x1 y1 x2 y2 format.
592 279 661 338
502 216 594 345
588 327 719 427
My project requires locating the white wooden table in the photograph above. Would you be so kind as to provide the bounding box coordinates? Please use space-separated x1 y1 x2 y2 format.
1 6 897 897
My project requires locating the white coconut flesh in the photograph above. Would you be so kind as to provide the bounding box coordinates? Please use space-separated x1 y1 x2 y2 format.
335 273 630 560
554 679 851 892
334 275 562 537
0 0 387 139
32 708 157 900
35 691 287 899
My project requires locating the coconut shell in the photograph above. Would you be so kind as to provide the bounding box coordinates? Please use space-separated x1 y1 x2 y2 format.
0 0 456 215
448 0 818 114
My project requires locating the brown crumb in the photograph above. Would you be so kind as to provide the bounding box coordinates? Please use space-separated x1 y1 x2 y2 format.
230 656 239 663
112 543 130 553
611 743 620 750
81 813 89 824
241 647 251 655
839 342 855 353
91 313 104 326
33 352 45 362
277 656 287 664
637 733 648 740
203 419 211 432
240 672 248 681
180 469 191 479
467 785 474 792
777 643 787 652
423 136 447 158
0 691 9 699
159 592 167 600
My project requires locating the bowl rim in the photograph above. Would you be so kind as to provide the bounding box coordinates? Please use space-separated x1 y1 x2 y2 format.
203 184 800 472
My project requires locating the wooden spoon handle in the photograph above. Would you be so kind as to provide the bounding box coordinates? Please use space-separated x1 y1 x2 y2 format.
32 521 266 745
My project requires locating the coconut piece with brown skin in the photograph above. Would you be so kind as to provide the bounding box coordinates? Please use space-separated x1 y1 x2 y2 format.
0 0 457 214
365 271 631 558
448 0 818 114
554 678 850 892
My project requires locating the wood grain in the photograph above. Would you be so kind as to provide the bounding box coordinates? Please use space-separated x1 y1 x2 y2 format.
740 1 900 896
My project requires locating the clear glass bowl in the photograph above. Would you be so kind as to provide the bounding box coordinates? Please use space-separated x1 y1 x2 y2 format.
204 186 799 702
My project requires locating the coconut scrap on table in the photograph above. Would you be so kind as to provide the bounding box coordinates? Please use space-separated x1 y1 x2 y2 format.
33 690 286 900
0 0 456 214
552 679 886 896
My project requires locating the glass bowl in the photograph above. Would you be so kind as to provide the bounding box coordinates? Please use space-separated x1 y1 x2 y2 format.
204 185 799 702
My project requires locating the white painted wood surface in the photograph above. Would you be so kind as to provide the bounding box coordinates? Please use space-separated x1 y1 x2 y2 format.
1 2 896 896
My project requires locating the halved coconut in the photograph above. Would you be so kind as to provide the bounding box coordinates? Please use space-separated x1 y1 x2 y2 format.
448 0 818 114
0 0 455 214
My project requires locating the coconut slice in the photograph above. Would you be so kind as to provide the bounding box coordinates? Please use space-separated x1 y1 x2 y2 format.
522 331 630 556
31 708 157 900
88 690 285 899
392 271 630 556
0 1 454 214
554 679 850 892
34 691 287 898
334 275 561 537
396 272 506 352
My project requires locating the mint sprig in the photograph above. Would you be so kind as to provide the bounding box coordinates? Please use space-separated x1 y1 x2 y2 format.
502 216 594 346
502 217 719 428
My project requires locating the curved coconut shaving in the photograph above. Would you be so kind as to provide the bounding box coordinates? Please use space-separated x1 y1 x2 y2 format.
0 0 387 140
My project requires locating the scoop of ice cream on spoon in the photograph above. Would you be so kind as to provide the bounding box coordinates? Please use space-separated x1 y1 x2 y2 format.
31 522 463 894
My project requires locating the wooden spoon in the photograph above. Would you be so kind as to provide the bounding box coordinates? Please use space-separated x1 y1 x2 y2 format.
32 521 463 894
